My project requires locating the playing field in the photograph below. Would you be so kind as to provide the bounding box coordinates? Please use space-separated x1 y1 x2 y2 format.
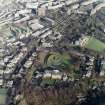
85 37 105 53
0 88 7 105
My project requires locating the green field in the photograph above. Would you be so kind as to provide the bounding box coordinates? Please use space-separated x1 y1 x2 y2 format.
41 79 55 86
44 53 70 69
0 88 7 105
85 37 105 53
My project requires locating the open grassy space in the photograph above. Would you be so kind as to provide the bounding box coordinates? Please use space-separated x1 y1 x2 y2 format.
85 37 105 53
41 79 56 86
0 88 7 105
44 53 71 69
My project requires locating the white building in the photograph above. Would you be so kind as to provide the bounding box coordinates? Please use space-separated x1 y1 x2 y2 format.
0 79 3 86
42 42 53 48
91 3 105 15
18 9 32 15
24 60 33 68
6 81 13 87
100 70 105 76
35 73 43 78
81 0 96 6
48 3 64 10
51 73 62 79
14 15 31 24
85 71 92 77
65 0 79 5
26 2 38 9
0 70 4 75
0 60 5 66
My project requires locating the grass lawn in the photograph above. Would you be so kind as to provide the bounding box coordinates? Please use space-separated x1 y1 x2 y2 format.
85 37 105 53
45 53 71 69
42 79 55 86
0 88 7 105
47 54 63 66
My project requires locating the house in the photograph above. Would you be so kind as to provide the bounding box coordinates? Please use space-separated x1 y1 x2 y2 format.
85 70 92 77
0 79 3 86
14 15 31 24
10 59 18 64
65 0 79 6
100 70 105 76
17 0 37 3
79 36 89 47
6 81 13 87
86 62 93 66
26 2 38 9
34 69 68 86
43 70 52 78
90 57 94 62
24 60 33 68
41 17 55 25
15 94 23 102
12 73 22 78
43 69 63 80
42 42 53 48
7 37 16 42
48 3 64 10
38 7 48 17
0 49 5 53
18 9 32 15
35 73 43 78
19 68 24 74
91 3 105 15
29 19 44 30
4 69 14 74
19 34 25 39
76 10 87 14
71 4 79 10
21 47 27 52
75 40 80 45
62 74 68 81
0 60 5 66
17 53 24 59
0 70 4 75
51 72 62 79
53 69 60 73
11 53 23 63
40 3 49 8
4 57 9 63
6 62 15 68
81 0 96 6
14 12 20 18
32 52 37 57
20 42 25 46
32 30 41 37
40 30 52 38
13 41 21 45
67 9 72 15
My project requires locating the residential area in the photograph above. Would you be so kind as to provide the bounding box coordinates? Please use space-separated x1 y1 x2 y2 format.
0 0 105 105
